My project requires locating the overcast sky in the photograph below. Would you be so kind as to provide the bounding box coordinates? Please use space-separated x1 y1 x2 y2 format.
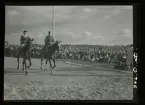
5 6 133 45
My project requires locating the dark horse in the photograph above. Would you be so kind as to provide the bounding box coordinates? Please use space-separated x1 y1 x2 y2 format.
40 40 61 74
4 44 10 57
16 37 34 74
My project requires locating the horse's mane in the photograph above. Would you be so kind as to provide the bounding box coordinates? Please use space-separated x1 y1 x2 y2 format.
45 40 60 53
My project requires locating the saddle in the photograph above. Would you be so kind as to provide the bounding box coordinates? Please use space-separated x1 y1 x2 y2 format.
45 43 53 48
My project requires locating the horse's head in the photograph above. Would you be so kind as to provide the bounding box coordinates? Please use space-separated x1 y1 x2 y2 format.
54 40 62 53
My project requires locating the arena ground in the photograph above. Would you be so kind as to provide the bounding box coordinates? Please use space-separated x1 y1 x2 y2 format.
4 57 133 100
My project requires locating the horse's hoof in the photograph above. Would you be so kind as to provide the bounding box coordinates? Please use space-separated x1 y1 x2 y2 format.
28 64 32 68
52 65 56 68
25 72 28 75
27 66 30 68
17 67 19 70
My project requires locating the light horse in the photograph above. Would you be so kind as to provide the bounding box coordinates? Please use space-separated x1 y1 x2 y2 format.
16 37 34 74
40 40 61 74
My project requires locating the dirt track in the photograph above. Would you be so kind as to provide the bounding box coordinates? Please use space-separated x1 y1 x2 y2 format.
4 57 133 100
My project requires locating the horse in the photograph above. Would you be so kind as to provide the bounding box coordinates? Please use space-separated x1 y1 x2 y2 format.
4 44 11 57
40 40 61 74
16 37 34 74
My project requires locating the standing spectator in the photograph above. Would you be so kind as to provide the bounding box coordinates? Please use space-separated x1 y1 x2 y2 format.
126 44 133 71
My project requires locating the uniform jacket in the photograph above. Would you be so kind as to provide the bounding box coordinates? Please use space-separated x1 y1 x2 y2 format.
20 35 28 44
20 35 33 44
45 35 55 45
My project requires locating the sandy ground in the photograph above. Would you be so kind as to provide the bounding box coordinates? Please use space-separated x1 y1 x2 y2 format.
4 57 133 100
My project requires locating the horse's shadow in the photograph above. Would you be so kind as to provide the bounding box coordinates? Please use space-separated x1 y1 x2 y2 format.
4 68 22 75
4 67 132 77
4 68 47 75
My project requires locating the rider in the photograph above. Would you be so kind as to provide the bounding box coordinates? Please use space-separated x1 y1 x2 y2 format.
20 30 34 47
19 30 34 68
44 31 55 48
44 31 56 57
20 30 28 47
20 30 34 57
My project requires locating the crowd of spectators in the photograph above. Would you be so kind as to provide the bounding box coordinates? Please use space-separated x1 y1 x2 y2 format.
5 43 132 70
58 45 128 65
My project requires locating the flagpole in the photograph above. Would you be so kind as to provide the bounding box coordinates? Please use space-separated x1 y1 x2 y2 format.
52 6 55 39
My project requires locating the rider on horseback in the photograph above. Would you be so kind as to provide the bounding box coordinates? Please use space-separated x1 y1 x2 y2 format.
20 30 28 47
43 31 55 58
18 30 34 70
20 30 34 47
44 31 55 48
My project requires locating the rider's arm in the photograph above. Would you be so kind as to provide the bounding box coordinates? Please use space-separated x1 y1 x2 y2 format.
51 36 55 42
45 36 48 44
20 35 24 44
27 36 34 41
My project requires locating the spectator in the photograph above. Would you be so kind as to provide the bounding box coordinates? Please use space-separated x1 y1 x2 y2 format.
5 43 131 70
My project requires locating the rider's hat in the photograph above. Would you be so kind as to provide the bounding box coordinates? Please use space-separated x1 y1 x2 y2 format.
48 31 51 34
23 30 27 32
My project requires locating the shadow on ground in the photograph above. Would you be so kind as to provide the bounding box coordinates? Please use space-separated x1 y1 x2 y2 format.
54 67 131 74
4 68 47 75
4 67 132 77
50 74 132 77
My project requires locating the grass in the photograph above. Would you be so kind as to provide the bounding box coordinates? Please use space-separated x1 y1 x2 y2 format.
4 57 132 100
4 76 133 100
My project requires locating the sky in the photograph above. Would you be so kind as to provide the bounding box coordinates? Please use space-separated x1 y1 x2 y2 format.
5 6 133 45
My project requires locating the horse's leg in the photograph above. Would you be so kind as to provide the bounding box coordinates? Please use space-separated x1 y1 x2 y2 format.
41 49 45 69
25 58 28 75
27 57 32 68
45 58 48 70
22 57 25 72
128 65 130 71
16 48 20 69
62 55 65 63
23 57 27 75
45 58 48 64
40 57 43 69
48 58 52 68
17 56 19 69
52 59 56 68
48 59 53 74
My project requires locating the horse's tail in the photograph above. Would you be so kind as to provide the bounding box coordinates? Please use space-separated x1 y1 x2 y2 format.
40 47 45 59
16 46 22 58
